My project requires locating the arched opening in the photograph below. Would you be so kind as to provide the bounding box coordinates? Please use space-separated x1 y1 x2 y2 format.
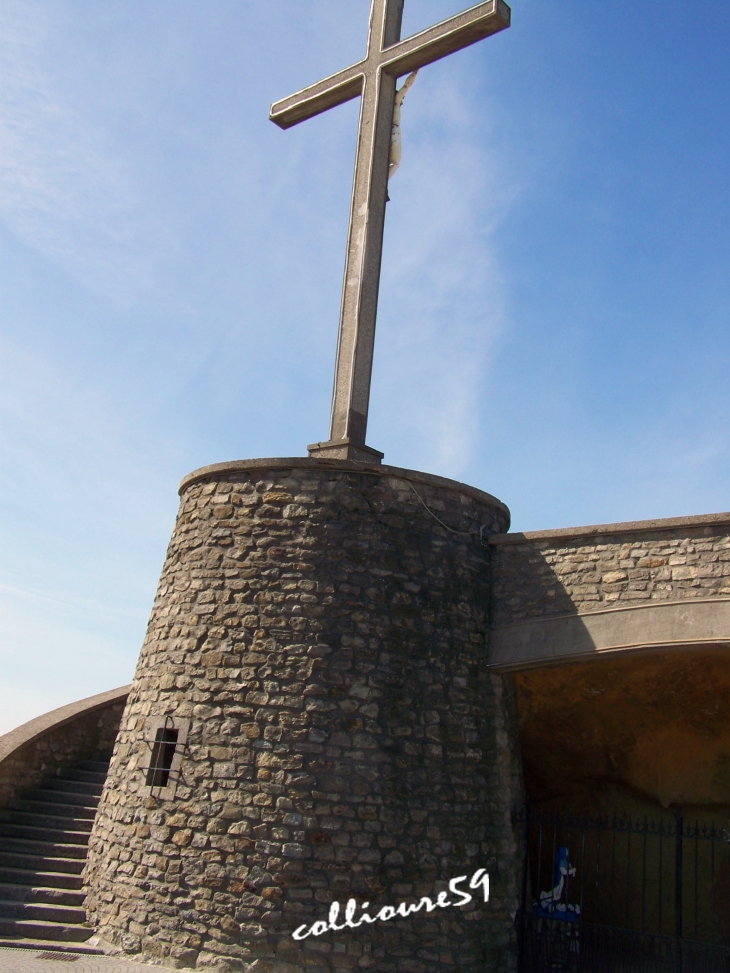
513 648 730 971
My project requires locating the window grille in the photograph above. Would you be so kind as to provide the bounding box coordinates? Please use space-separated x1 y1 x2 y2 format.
141 716 189 797
145 726 179 789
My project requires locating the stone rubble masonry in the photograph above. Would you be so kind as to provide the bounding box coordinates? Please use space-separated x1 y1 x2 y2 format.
0 686 129 810
489 512 730 628
83 459 523 973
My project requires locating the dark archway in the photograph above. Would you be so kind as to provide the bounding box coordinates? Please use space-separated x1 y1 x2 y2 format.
515 648 730 814
513 650 730 972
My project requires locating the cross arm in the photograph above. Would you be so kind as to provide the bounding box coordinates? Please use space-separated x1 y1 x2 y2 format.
381 0 510 78
270 62 366 130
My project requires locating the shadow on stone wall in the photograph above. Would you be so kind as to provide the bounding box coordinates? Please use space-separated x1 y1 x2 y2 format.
489 536 578 628
489 518 730 629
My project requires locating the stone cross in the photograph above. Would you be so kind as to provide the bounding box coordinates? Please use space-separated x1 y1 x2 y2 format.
271 0 511 463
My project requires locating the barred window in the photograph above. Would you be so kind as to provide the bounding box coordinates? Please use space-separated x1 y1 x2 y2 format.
146 726 179 789
141 716 189 798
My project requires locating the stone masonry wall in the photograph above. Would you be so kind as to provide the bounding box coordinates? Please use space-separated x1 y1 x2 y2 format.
84 461 522 973
490 515 730 628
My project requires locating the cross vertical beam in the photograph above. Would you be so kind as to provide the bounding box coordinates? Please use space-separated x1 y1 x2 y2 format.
271 0 511 463
329 0 403 460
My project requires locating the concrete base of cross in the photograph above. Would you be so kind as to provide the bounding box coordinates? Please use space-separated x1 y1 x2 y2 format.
307 438 384 463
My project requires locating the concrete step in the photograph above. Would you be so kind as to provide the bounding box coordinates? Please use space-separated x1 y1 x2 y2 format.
0 867 82 891
0 936 102 954
0 809 94 833
0 899 85 924
59 768 108 786
0 823 90 846
76 760 111 774
0 839 87 861
41 779 104 798
11 799 97 820
0 755 112 952
0 852 84 875
25 788 99 809
0 883 85 907
0 916 93 943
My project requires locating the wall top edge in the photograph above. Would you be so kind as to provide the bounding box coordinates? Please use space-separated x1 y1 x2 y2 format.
178 457 511 522
489 510 730 546
0 684 131 766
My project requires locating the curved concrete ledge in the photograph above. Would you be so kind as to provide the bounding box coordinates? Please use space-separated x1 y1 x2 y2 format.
0 685 131 763
489 510 730 545
178 456 511 525
0 685 130 808
489 598 730 670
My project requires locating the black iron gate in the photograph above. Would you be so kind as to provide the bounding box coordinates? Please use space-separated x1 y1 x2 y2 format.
514 807 730 973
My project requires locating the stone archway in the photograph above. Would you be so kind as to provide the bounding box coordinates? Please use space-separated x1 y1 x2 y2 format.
486 512 730 813
483 513 730 970
511 649 730 970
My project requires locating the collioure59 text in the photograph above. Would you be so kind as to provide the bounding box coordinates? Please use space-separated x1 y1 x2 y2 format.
291 868 490 940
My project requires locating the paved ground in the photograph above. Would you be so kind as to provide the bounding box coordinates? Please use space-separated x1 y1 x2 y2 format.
0 948 160 972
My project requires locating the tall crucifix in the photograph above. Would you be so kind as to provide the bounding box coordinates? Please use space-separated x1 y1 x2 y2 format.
271 0 511 463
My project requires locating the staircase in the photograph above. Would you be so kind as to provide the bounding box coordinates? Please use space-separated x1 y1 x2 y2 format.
0 757 110 953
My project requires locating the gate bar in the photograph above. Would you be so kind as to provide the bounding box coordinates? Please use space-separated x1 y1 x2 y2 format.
676 808 683 973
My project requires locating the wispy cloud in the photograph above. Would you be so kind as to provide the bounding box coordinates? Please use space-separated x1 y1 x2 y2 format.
0 0 176 297
0 580 136 626
373 62 516 474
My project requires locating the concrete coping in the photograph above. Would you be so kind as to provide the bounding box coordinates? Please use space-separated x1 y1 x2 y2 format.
489 510 730 546
0 685 131 766
488 598 730 671
178 457 511 525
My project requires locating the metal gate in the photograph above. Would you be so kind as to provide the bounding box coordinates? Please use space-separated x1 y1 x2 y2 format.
514 807 730 973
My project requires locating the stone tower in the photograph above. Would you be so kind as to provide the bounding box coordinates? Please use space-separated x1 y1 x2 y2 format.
84 458 523 972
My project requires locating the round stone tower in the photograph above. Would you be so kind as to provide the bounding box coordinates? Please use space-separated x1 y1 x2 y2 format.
84 458 523 972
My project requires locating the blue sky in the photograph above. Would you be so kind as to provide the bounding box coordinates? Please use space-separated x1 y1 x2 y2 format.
1 0 729 732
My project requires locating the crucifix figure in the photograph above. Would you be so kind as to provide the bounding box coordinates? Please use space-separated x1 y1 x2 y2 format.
271 0 511 463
